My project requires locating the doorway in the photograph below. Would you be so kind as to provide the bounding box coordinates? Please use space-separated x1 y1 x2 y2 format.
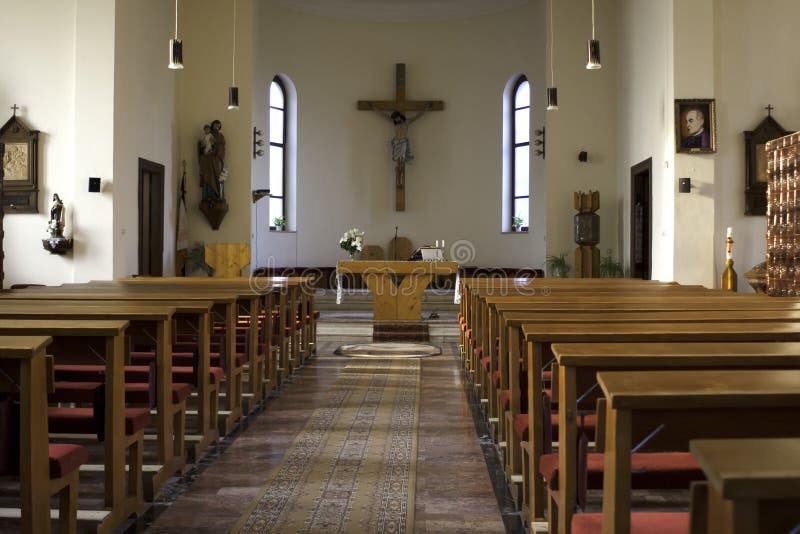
138 158 165 276
630 158 652 280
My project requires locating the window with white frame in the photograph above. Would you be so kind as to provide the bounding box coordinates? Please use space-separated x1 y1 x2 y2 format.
269 77 286 227
511 76 530 231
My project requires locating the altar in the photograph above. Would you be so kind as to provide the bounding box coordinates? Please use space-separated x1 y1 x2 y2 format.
336 260 459 320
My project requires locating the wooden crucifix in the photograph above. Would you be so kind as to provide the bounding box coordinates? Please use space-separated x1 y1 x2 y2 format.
358 63 444 211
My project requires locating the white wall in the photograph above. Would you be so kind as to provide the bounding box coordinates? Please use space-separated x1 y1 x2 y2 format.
176 0 254 270
616 0 674 281
713 0 800 291
113 0 177 277
545 0 619 269
1 0 78 286
252 1 547 269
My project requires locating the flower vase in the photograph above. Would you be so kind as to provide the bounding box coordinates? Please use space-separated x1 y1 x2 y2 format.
349 252 360 261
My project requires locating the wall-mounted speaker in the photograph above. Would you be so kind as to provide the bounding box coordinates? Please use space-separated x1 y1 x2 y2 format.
88 177 101 192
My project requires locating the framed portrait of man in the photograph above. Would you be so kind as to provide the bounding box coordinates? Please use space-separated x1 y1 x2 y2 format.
675 99 717 154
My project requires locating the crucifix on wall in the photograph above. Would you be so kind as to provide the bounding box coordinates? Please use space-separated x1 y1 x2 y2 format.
358 63 444 211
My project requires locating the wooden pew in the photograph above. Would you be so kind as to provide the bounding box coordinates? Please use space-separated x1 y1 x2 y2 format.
488 307 797 514
0 287 244 434
0 320 139 533
594 369 800 534
521 322 800 524
0 336 52 533
689 438 800 534
0 302 186 501
550 341 800 534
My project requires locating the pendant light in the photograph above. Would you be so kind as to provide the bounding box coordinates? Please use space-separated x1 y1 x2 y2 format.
546 0 558 111
228 0 240 110
586 0 602 69
168 0 183 70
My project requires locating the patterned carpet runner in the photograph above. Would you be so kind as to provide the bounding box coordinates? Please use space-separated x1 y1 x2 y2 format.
233 359 420 533
334 342 442 358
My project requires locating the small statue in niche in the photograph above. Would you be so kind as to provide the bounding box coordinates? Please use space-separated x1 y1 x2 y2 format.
48 193 65 238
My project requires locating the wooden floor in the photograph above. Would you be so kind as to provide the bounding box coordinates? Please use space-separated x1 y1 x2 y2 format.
140 340 506 533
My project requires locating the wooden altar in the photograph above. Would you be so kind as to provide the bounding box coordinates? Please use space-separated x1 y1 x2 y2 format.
337 260 458 320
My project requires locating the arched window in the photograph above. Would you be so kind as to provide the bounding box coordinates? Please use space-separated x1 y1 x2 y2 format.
269 77 286 228
511 76 530 231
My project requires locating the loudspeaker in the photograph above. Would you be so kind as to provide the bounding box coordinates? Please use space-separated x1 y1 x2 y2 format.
678 177 691 193
88 177 101 192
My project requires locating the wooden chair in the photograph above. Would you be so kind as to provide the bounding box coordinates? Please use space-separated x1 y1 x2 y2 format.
359 245 384 260
387 237 413 261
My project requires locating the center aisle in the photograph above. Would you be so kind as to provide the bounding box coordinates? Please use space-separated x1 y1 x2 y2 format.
145 340 504 533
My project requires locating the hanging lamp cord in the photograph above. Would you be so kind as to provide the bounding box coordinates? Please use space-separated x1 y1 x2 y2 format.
174 0 179 40
232 0 237 85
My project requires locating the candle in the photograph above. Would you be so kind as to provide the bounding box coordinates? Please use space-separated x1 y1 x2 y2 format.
442 240 445 249
435 240 439 248
727 227 732 239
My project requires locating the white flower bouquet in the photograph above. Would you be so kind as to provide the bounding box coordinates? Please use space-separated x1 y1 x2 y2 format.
47 219 62 238
339 228 365 257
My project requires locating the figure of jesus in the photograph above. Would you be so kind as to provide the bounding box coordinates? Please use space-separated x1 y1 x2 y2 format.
371 103 431 189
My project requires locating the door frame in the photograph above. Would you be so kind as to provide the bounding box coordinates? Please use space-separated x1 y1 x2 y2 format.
138 158 165 276
630 158 653 280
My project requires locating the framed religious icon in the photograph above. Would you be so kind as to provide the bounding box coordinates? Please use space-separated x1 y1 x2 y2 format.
0 111 40 213
744 111 791 216
675 99 717 154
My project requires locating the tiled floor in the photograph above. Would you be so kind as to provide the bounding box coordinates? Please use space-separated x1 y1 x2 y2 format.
140 340 508 533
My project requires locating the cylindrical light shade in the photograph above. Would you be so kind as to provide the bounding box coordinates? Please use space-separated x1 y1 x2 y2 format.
168 39 183 70
586 39 601 69
228 86 239 110
546 87 559 111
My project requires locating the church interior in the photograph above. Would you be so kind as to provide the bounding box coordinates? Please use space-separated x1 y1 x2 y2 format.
3 0 800 533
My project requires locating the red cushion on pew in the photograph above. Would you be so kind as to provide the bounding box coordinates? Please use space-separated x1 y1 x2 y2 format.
125 382 193 405
481 357 491 372
466 329 472 339
54 364 152 383
550 413 597 441
493 371 501 387
571 512 689 534
499 390 510 410
209 367 224 384
475 346 483 358
460 323 467 333
458 313 463 322
539 452 703 491
514 413 529 440
48 407 152 437
313 310 320 319
51 381 102 403
543 370 552 381
48 443 89 480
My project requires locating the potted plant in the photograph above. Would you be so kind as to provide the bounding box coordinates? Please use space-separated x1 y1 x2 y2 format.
599 249 625 278
273 215 286 231
512 215 524 232
545 253 571 278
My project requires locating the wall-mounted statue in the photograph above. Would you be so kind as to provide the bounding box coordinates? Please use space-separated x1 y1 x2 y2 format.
42 192 73 254
197 119 229 230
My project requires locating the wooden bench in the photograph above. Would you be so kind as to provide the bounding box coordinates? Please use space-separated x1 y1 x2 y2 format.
0 320 141 533
520 321 800 524
550 341 800 534
593 369 800 534
689 437 800 534
2 287 244 434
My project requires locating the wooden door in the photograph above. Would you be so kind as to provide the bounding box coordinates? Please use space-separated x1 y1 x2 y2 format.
138 158 165 276
630 158 652 280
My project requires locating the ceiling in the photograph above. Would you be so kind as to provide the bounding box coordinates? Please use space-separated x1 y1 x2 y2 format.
274 0 531 22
